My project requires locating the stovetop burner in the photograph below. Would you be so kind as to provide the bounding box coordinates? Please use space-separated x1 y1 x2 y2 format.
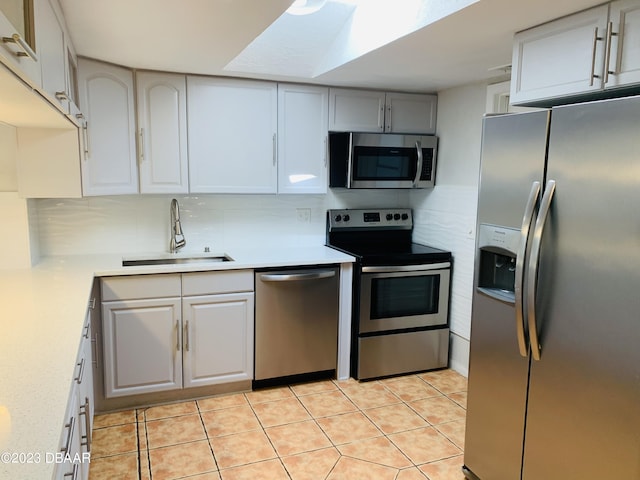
326 208 451 265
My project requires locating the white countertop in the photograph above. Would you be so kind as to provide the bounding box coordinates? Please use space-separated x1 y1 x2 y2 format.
0 245 354 479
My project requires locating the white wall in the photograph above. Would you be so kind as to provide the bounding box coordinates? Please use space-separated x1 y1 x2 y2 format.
411 81 487 376
0 123 40 268
0 122 18 191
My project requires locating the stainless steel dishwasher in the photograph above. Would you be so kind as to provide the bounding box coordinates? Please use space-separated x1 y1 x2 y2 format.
254 266 339 385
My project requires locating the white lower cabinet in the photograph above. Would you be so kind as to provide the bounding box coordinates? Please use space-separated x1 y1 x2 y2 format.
182 292 254 388
101 271 254 398
54 304 95 480
102 296 183 397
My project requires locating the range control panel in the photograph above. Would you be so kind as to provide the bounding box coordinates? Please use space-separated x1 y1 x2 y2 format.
328 208 413 230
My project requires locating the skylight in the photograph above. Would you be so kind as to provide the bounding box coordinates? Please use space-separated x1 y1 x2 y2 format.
225 0 477 80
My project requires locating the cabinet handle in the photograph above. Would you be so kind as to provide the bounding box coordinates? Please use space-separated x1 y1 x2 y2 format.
184 320 190 352
88 297 96 310
2 33 38 61
74 358 85 384
63 464 79 480
55 91 69 101
324 135 328 167
91 333 99 369
272 133 277 166
79 397 91 452
77 118 90 159
590 27 604 86
604 21 618 84
176 320 180 351
82 320 90 339
378 105 385 131
139 128 145 163
61 415 75 455
385 104 392 132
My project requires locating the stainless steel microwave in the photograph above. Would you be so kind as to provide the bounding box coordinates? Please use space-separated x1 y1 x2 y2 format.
329 132 437 189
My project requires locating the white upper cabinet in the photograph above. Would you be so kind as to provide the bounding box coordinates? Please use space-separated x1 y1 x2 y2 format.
329 88 385 132
277 84 328 194
78 58 138 196
187 76 277 194
34 0 67 112
607 0 640 87
511 0 640 105
0 0 41 86
384 92 437 134
329 88 437 134
136 72 189 193
511 5 609 104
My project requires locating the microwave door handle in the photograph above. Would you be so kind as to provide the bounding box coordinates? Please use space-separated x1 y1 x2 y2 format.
413 140 423 187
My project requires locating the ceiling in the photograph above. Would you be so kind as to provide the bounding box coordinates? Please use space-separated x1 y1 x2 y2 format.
58 0 604 93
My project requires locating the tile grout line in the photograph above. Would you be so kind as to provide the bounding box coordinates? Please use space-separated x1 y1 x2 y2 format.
242 390 296 480
194 399 222 477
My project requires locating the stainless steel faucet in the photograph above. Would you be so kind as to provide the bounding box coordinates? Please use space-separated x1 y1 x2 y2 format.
169 198 186 253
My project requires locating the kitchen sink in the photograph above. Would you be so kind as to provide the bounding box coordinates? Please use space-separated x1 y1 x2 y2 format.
122 254 234 267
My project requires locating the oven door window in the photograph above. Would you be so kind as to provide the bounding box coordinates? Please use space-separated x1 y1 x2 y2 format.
359 269 450 333
371 275 439 319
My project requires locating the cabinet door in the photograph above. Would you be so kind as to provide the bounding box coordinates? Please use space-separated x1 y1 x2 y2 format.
102 297 182 397
137 72 189 193
76 324 92 480
187 77 277 193
78 58 138 195
606 0 640 88
182 292 254 388
510 5 609 105
53 383 82 480
328 88 385 132
0 0 41 87
35 0 67 112
277 84 328 194
385 92 437 134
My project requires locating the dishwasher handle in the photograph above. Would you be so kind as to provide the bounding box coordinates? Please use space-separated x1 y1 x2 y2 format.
259 270 336 282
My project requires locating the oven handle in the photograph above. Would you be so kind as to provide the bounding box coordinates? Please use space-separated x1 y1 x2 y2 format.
361 262 450 273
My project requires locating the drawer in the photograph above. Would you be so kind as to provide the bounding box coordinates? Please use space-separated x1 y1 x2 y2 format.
182 270 253 296
101 274 182 301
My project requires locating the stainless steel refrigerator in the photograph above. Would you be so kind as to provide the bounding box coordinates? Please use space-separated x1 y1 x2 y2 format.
463 95 640 480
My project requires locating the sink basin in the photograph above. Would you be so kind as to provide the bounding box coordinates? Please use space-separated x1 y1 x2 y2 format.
122 254 234 267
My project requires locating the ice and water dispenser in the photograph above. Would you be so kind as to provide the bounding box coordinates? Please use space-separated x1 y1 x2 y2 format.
476 223 521 303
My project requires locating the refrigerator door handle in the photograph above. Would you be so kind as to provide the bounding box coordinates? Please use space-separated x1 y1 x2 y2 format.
527 179 556 361
515 181 540 357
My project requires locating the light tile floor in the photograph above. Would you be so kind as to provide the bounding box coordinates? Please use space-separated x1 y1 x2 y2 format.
88 369 468 480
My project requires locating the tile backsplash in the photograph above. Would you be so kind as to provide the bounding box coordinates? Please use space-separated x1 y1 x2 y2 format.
35 190 409 256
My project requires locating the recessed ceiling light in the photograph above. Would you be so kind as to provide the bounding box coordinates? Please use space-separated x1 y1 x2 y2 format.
286 0 327 16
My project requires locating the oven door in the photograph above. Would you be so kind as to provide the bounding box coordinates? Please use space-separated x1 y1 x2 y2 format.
359 263 450 333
